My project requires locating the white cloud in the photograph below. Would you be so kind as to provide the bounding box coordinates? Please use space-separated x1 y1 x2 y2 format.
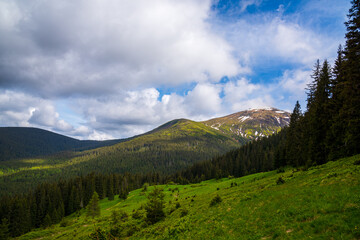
0 90 72 131
219 15 336 68
0 0 242 98
239 0 262 13
185 83 222 115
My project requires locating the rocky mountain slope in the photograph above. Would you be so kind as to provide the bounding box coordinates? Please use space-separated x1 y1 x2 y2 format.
203 108 290 143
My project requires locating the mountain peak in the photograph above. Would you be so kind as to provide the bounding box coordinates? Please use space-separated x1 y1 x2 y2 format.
203 108 290 141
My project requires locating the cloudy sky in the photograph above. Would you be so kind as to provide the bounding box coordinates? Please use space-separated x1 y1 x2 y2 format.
0 0 350 140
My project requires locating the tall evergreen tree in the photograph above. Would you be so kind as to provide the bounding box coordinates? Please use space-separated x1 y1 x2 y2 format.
308 60 332 165
341 0 360 155
86 192 100 218
145 187 165 224
286 101 304 166
327 45 346 160
0 218 10 240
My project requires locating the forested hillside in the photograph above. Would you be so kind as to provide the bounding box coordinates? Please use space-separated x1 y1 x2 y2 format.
0 127 123 161
0 109 289 196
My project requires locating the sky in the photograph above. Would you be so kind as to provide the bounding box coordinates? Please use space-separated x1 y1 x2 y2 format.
0 0 351 140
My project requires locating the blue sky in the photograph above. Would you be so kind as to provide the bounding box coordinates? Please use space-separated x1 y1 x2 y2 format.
0 0 350 139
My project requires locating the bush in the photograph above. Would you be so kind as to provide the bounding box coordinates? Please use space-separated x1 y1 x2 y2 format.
277 167 285 173
132 209 144 220
210 194 222 206
111 210 128 225
89 227 106 240
276 177 285 185
142 183 149 192
59 218 70 227
180 208 188 217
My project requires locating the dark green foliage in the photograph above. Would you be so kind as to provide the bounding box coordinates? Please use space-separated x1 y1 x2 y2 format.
142 183 149 192
86 192 100 218
107 177 114 201
132 209 145 220
0 218 10 240
209 194 222 206
110 210 128 225
59 218 70 227
145 187 165 224
180 208 188 217
42 214 52 228
89 226 107 240
276 177 285 185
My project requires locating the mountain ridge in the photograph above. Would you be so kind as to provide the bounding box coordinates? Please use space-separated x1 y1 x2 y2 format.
0 108 290 162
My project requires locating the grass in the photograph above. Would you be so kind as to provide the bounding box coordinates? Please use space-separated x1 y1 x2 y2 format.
17 154 360 240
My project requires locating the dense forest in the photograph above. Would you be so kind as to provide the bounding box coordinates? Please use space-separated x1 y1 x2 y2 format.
0 0 359 238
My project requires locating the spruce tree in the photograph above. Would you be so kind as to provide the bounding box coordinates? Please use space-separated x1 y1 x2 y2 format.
327 45 346 160
341 0 360 155
308 60 332 165
286 101 304 166
0 218 9 240
86 191 100 218
145 187 165 224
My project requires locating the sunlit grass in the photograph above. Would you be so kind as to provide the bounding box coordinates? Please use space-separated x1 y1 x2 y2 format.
18 154 360 240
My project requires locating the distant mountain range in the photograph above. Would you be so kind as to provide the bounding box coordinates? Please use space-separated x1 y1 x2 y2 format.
0 127 124 161
0 108 290 195
0 108 290 162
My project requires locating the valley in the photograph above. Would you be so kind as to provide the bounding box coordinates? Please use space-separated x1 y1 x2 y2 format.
0 109 289 195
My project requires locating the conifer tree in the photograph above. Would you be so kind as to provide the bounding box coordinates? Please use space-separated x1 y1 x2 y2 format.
307 60 332 165
286 101 304 166
0 218 10 240
86 192 100 218
327 45 346 160
145 187 165 224
341 0 360 155
107 177 114 201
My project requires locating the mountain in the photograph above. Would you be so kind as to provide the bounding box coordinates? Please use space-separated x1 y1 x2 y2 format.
0 127 124 161
0 108 289 195
203 108 290 143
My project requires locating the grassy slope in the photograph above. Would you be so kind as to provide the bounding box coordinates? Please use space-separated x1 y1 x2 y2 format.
18 154 360 240
0 120 240 195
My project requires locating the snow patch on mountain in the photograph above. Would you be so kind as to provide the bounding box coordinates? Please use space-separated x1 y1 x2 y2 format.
238 116 251 122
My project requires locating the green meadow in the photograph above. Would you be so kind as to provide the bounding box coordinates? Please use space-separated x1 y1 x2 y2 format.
17 154 360 240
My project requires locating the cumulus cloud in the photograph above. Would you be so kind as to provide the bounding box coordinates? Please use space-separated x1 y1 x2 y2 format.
217 14 336 69
0 0 241 98
0 90 71 131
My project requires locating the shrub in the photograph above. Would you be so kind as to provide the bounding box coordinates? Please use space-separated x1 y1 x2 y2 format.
142 183 149 192
276 177 285 185
89 227 106 240
132 209 144 220
180 208 188 217
210 194 222 206
59 218 70 227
